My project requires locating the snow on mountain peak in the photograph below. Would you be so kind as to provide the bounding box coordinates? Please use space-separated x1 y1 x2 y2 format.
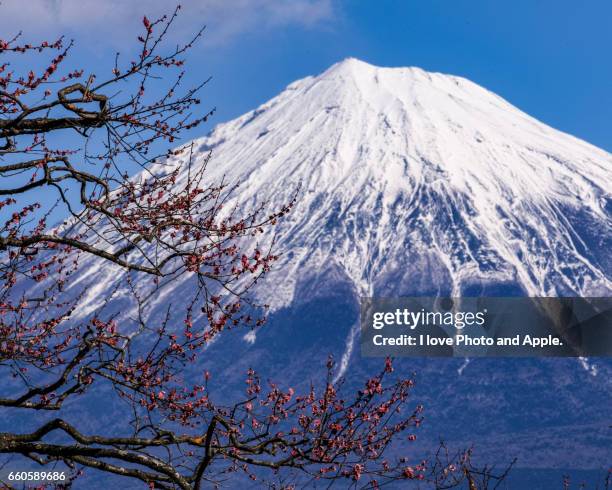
186 60 611 305
65 60 612 318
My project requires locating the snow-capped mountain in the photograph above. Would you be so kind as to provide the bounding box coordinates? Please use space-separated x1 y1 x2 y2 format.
25 59 612 481
65 58 612 320
183 57 612 304
169 59 611 476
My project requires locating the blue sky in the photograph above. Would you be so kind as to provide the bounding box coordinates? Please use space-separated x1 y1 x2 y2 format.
1 0 610 151
208 0 612 152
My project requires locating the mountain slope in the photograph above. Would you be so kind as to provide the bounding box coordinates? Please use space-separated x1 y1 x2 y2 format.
184 57 611 308
172 59 612 475
63 58 612 319
40 59 611 480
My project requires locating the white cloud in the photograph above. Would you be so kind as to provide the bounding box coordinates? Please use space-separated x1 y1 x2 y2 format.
0 0 335 47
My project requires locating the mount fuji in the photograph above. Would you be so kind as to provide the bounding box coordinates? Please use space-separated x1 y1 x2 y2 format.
53 58 612 484
193 57 611 302
69 58 612 318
